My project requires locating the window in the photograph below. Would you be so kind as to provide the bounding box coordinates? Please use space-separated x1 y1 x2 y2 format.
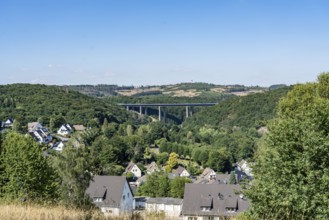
188 217 197 220
93 197 103 202
128 193 130 198
201 206 211 211
226 207 236 213
123 195 125 200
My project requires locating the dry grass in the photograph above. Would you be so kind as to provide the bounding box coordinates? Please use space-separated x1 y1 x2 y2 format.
0 204 109 220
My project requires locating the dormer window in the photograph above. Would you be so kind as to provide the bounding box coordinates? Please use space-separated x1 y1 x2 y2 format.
200 206 211 211
226 207 237 213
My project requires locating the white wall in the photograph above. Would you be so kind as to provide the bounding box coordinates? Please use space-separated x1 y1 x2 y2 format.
119 181 134 214
146 203 182 217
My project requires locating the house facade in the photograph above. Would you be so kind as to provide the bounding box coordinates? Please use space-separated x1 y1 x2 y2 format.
146 161 159 174
126 162 142 179
86 175 134 216
28 123 52 144
174 166 190 177
182 184 249 220
145 197 183 217
57 124 73 136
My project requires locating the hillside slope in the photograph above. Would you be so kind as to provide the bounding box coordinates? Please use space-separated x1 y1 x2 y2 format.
0 84 134 127
183 86 292 130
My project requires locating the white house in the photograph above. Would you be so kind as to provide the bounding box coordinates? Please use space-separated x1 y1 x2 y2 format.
2 118 14 128
86 176 134 216
201 168 217 180
57 124 73 136
146 161 159 174
145 197 183 218
174 166 190 177
125 162 142 179
50 141 65 152
237 160 253 178
28 125 52 144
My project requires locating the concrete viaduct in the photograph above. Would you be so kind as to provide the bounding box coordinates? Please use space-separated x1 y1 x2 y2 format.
118 103 217 121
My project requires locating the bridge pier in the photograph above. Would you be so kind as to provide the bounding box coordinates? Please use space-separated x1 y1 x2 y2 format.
186 106 189 118
139 106 142 116
158 106 161 121
145 108 148 116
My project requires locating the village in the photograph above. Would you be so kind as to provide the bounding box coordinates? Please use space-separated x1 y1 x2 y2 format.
1 118 252 219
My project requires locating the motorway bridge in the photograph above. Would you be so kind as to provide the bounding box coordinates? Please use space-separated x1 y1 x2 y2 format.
118 103 217 121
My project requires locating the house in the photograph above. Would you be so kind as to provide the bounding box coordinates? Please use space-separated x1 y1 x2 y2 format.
145 197 183 217
236 160 253 181
2 118 14 128
136 175 148 186
86 175 134 216
146 161 159 174
174 166 190 177
28 122 43 132
200 168 217 180
50 141 65 152
182 184 250 219
57 124 73 136
28 124 52 144
125 162 142 179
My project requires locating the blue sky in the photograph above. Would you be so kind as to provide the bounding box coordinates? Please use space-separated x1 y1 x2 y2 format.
1 0 329 86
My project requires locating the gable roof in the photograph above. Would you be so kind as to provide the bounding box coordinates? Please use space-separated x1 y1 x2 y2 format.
174 166 187 175
146 161 158 173
28 122 42 132
182 184 249 217
126 162 139 172
86 175 130 208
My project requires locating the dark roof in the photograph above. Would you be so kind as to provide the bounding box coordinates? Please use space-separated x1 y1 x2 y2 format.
86 176 130 208
182 184 249 217
146 197 183 205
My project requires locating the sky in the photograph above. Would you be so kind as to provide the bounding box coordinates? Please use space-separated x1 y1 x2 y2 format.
1 0 329 86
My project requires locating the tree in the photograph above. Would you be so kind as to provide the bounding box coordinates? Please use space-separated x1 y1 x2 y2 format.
165 152 179 172
52 143 92 207
170 177 192 198
228 171 237 184
247 73 329 219
137 172 170 197
207 148 232 172
0 132 58 202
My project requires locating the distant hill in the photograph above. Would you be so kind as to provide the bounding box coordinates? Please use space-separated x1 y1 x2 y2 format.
182 86 292 130
62 83 268 98
0 84 135 127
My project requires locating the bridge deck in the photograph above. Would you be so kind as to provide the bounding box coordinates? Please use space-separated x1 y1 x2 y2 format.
118 103 217 107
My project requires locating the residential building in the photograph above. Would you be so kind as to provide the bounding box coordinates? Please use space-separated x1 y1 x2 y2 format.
28 122 43 132
2 118 14 128
57 124 73 136
28 122 52 144
125 162 142 179
146 161 159 174
50 141 65 152
86 176 134 216
182 184 249 219
174 166 190 177
200 168 216 180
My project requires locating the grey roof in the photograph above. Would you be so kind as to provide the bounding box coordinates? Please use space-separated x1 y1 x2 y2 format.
146 197 183 205
174 166 186 175
182 184 249 217
86 175 131 208
146 161 159 173
126 162 136 172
